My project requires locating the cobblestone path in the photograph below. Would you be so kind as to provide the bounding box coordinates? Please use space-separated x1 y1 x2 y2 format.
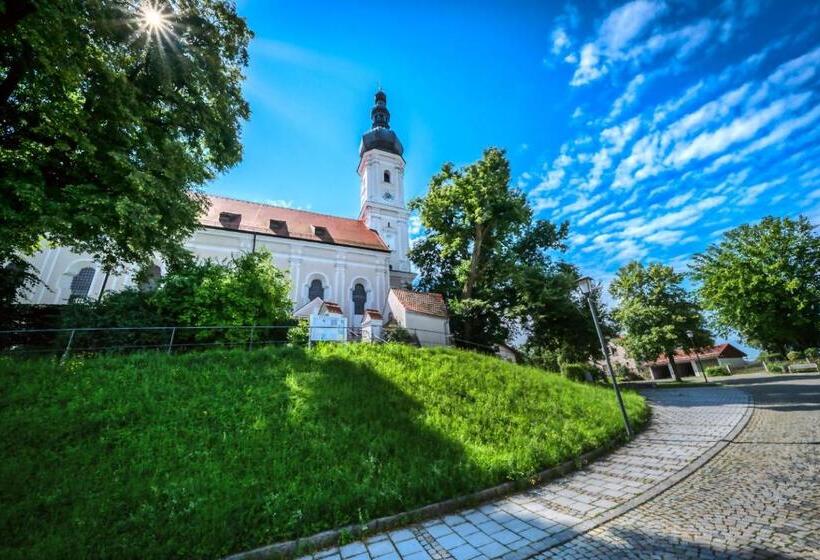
537 375 820 559
303 385 756 560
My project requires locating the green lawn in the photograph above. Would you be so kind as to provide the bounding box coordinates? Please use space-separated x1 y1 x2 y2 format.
0 344 648 559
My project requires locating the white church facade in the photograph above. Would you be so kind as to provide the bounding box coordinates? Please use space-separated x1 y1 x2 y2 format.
20 91 450 343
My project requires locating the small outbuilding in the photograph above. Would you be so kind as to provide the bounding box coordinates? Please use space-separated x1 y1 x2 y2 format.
647 343 747 379
385 289 450 347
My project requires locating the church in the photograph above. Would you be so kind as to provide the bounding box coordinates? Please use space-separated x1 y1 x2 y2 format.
19 91 451 345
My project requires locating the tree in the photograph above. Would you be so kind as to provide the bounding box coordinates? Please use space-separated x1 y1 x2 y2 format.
1 0 252 270
610 262 711 382
410 147 603 358
690 216 819 353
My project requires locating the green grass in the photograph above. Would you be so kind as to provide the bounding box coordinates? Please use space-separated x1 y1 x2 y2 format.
0 344 648 559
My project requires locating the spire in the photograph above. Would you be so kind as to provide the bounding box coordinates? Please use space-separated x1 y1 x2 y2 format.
371 90 390 129
360 89 403 157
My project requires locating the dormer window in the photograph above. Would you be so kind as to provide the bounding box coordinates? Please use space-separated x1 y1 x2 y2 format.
383 170 391 183
313 225 332 242
219 212 241 228
269 219 288 236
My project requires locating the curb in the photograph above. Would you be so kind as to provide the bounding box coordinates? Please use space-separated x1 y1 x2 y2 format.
519 389 756 558
223 430 641 560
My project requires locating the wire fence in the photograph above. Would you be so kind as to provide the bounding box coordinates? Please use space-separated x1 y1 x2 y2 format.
0 324 489 362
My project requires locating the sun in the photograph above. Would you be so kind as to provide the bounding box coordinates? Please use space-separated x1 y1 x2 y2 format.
138 1 173 37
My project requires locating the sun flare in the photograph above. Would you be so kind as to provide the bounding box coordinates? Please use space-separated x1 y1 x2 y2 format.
138 1 172 36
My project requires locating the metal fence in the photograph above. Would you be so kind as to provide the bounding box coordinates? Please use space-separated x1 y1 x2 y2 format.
0 324 483 361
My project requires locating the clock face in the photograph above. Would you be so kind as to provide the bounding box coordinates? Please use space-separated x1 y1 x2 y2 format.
383 191 393 201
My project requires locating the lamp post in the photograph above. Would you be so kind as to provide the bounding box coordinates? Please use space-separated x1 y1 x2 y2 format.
686 329 708 383
578 276 633 439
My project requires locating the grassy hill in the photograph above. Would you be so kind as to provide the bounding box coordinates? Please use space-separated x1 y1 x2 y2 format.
0 344 647 559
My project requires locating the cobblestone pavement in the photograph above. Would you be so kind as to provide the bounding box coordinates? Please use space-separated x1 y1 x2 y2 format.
537 374 820 559
303 385 752 560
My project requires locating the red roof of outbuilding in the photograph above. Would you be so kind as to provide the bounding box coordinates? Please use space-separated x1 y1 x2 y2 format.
390 289 448 318
201 195 390 252
649 343 746 366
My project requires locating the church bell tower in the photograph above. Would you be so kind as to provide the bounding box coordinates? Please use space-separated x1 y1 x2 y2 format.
358 90 415 288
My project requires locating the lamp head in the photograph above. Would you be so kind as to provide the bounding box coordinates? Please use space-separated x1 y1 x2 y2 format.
686 329 694 339
577 276 594 296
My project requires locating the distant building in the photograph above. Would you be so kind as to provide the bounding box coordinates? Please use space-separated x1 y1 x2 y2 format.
19 91 449 345
646 343 747 379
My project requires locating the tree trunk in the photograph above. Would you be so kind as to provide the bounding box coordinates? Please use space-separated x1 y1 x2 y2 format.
667 353 682 382
463 224 485 299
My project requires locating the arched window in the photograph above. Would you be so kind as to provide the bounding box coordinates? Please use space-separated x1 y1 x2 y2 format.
139 264 162 292
383 170 391 183
352 283 366 315
308 278 324 301
69 267 95 301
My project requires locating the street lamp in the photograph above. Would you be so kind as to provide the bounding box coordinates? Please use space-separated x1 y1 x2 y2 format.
685 329 708 383
578 276 633 439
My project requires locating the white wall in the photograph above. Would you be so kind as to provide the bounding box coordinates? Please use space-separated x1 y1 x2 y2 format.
20 227 391 327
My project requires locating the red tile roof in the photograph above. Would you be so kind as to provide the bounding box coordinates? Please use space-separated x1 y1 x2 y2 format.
649 343 746 365
391 289 448 318
322 301 343 315
364 308 383 320
201 195 389 252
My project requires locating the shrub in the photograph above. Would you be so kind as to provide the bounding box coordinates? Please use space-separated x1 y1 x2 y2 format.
382 326 418 345
767 363 786 373
786 350 803 362
804 347 819 362
705 365 730 377
287 319 310 346
560 362 596 383
758 352 782 363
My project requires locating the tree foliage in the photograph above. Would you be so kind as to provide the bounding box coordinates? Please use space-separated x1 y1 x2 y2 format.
63 249 292 344
409 148 603 361
0 0 252 269
690 216 819 353
610 261 711 381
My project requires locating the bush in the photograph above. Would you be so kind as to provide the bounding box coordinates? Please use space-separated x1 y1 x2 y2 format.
560 362 597 383
705 365 730 377
287 319 310 346
804 347 819 362
786 350 803 362
758 352 782 363
382 326 418 345
767 363 786 373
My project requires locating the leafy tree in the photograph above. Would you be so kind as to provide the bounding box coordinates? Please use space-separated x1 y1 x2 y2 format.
153 249 292 334
690 216 819 353
1 0 252 269
410 147 604 360
610 262 711 382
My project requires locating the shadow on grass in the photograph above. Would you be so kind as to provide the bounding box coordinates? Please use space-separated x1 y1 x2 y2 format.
0 346 480 559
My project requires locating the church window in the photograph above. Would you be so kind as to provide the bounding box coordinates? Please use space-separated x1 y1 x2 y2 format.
383 170 391 183
308 279 324 301
139 264 162 292
69 267 95 301
352 283 366 315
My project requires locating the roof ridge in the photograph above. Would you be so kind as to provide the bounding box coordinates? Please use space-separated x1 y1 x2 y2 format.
207 194 365 224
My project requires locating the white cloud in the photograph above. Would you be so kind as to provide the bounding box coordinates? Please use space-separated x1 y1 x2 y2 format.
577 203 615 225
571 44 607 86
599 0 667 54
768 45 820 87
408 214 423 236
738 177 787 206
644 229 685 245
610 74 646 119
665 92 812 168
552 28 571 55
667 190 695 208
598 211 627 224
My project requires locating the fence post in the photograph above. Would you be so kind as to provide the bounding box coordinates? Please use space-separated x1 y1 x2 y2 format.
167 327 176 355
248 325 255 351
60 329 76 365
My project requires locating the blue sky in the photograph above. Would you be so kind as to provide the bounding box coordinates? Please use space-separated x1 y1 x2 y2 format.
212 0 819 353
